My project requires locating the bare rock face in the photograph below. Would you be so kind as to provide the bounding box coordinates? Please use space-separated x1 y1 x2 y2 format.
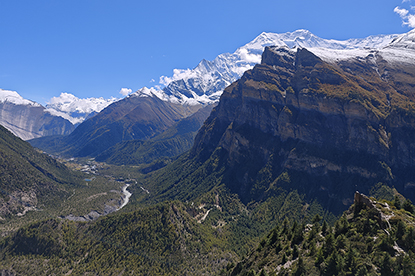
190 45 415 213
0 101 74 140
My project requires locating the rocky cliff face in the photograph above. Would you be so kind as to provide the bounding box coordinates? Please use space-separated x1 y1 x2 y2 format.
190 44 415 212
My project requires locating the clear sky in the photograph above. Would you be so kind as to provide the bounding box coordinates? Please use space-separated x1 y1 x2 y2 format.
0 0 413 105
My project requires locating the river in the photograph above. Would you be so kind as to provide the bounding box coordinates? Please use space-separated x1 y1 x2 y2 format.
117 184 132 210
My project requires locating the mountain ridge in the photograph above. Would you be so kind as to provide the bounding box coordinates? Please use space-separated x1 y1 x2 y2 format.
142 35 415 216
2 29 400 142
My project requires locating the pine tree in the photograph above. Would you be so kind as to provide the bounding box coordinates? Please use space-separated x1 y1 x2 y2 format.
293 255 306 276
322 233 335 258
323 250 343 276
402 252 415 276
403 226 415 250
312 214 322 224
292 244 299 260
345 246 357 275
379 253 393 276
393 195 401 209
402 199 414 214
321 221 329 236
395 219 406 240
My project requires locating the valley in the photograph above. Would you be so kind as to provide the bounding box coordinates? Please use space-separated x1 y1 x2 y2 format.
2 29 415 275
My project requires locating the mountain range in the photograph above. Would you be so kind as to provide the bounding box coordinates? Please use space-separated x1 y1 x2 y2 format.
150 29 398 106
0 29 398 142
22 30 400 159
139 29 415 215
1 29 415 275
0 90 118 140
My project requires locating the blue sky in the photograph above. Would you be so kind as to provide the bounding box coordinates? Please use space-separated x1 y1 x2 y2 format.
0 0 413 105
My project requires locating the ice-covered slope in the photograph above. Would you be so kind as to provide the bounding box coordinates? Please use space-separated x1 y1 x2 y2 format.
0 89 74 140
296 29 415 70
154 29 398 105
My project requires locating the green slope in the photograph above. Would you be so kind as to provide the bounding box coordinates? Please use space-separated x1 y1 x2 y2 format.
225 192 415 276
0 125 81 217
95 104 214 167
0 201 238 275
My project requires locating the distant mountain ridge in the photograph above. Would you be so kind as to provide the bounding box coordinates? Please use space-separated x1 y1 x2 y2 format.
44 92 119 125
30 93 201 158
2 30 400 142
0 89 74 140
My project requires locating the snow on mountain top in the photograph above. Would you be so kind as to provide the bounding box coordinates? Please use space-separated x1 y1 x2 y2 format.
2 29 406 123
305 30 414 66
45 92 119 125
154 29 399 106
387 28 415 50
130 87 159 98
0 89 41 107
46 92 119 114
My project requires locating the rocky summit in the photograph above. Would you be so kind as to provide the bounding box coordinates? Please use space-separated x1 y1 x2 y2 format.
189 36 415 213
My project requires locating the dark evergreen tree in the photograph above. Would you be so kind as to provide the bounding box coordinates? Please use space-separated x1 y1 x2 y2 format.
402 199 414 214
379 253 394 276
323 250 342 276
396 219 406 240
293 255 306 276
393 195 401 209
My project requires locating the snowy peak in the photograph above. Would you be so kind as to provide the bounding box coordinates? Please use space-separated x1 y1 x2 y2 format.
155 29 399 106
0 89 41 107
242 29 398 52
130 87 159 98
0 89 74 140
388 29 415 50
45 93 119 125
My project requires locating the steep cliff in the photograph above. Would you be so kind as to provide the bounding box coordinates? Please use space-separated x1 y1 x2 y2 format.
149 36 415 214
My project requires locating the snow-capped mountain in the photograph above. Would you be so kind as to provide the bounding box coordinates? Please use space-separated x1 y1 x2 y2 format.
45 93 119 125
0 89 41 107
0 89 74 140
151 29 399 105
1 29 404 141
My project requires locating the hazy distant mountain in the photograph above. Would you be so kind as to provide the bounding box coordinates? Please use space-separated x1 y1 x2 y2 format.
44 92 119 125
0 89 74 140
95 104 214 167
30 90 201 157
